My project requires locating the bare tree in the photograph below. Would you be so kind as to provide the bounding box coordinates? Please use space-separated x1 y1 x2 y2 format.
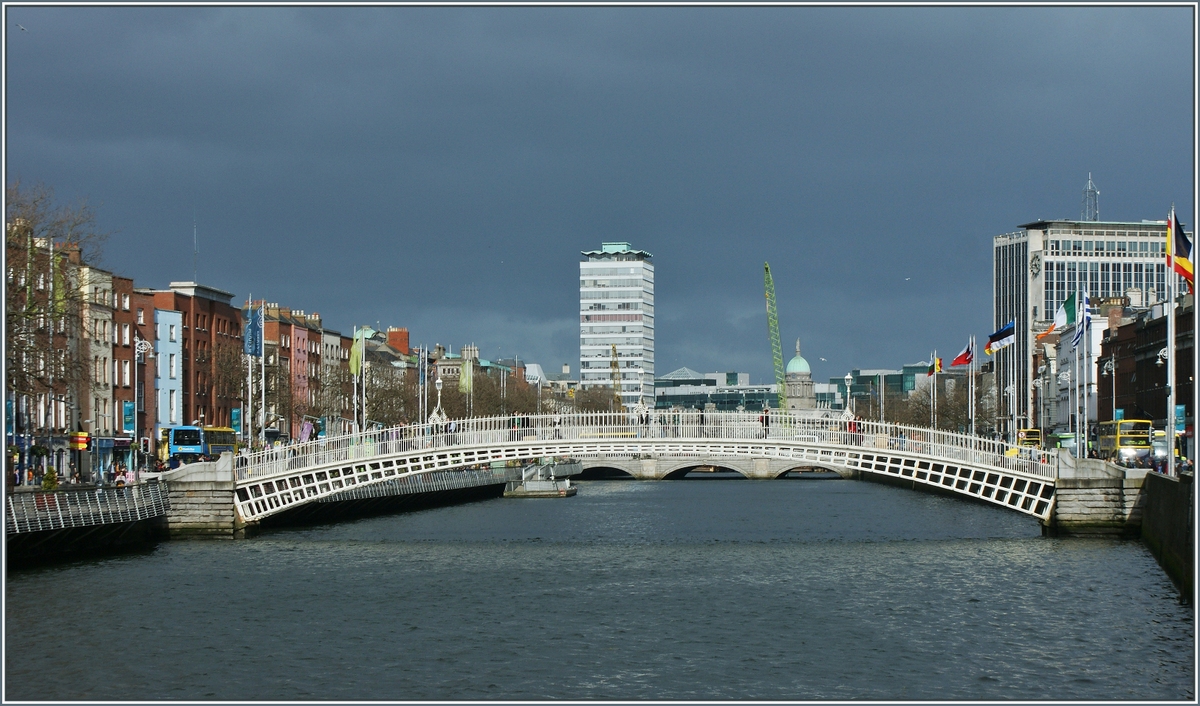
6 182 109 435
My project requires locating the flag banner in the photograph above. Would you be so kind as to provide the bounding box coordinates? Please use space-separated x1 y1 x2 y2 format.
243 306 263 357
231 408 241 434
1170 210 1194 291
951 340 973 367
1037 292 1074 340
459 358 473 394
926 354 942 376
122 400 135 434
349 329 365 376
984 320 1015 355
1071 292 1092 349
299 420 313 443
419 349 426 386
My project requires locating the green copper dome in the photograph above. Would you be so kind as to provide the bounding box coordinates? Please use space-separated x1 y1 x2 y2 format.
785 339 810 375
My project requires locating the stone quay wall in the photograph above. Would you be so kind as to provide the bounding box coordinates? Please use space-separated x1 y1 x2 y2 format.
1141 471 1194 599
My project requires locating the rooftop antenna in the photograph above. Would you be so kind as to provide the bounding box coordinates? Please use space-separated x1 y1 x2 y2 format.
1081 173 1100 222
192 208 198 283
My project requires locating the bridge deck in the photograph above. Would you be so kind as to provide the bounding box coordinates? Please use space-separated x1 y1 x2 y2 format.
232 413 1058 524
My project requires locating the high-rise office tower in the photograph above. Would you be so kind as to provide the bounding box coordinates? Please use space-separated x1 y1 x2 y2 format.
580 242 654 408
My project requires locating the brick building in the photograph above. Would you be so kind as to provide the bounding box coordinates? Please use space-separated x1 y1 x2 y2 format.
145 282 243 430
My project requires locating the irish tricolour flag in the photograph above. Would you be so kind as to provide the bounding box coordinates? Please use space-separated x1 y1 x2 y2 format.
1036 292 1075 341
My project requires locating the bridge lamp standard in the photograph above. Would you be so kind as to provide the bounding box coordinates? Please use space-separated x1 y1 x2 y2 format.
844 373 854 416
1056 371 1071 450
1101 357 1116 420
1032 377 1044 446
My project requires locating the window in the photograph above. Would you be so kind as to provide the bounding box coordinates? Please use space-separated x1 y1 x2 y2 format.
169 354 177 379
137 308 144 325
122 323 130 346
122 294 130 310
122 359 130 387
169 324 177 342
169 390 177 423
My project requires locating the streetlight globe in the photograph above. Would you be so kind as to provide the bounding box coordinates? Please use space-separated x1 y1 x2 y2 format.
435 378 443 392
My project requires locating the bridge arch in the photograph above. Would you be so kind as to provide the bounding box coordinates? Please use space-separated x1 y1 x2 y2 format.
233 412 1058 524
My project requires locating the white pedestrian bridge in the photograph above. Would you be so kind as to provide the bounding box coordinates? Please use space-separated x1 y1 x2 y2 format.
234 411 1058 525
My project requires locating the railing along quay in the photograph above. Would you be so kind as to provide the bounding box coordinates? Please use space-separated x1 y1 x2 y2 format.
6 480 171 534
238 411 1058 482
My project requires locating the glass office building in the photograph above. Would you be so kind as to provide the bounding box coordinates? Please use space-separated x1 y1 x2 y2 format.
994 218 1186 433
580 242 654 407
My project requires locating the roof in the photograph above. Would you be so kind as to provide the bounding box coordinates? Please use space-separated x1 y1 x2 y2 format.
1018 219 1170 230
659 367 706 380
785 354 810 375
581 241 653 259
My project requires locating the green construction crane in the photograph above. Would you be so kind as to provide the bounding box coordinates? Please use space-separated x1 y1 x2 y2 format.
764 262 787 410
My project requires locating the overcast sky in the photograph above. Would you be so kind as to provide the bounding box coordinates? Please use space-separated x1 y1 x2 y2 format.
5 5 1194 384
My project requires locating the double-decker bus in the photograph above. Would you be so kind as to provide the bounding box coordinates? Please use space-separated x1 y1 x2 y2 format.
158 426 239 465
1096 419 1153 467
1016 428 1042 448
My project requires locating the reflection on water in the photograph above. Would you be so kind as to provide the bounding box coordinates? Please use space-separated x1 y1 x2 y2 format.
6 479 1192 701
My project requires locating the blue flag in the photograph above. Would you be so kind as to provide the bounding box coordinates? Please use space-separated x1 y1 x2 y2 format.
1071 292 1091 349
244 306 263 357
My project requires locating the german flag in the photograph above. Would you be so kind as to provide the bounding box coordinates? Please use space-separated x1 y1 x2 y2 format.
1169 209 1194 292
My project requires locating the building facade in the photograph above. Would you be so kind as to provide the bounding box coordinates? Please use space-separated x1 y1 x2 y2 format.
147 282 243 430
993 216 1186 438
153 309 184 437
580 242 654 407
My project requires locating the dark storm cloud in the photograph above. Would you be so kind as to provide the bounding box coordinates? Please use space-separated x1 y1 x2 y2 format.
5 5 1193 382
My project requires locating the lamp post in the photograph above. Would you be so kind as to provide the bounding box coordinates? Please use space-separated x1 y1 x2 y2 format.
1004 384 1015 442
1057 371 1071 452
1032 377 1044 446
132 335 154 473
1101 357 1116 420
844 373 854 416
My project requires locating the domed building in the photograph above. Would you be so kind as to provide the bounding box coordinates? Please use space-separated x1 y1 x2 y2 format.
785 339 816 410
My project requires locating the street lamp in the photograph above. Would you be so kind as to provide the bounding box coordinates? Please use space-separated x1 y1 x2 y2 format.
1032 378 1044 444
1101 357 1116 419
1155 347 1168 367
132 335 154 473
1004 384 1016 441
844 373 854 416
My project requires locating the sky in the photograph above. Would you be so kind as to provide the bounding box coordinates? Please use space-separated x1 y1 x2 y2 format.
4 4 1195 385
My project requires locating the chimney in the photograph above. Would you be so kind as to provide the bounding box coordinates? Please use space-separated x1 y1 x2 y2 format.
387 327 410 355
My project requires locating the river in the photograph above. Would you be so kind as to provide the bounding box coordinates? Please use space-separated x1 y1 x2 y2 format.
5 477 1193 700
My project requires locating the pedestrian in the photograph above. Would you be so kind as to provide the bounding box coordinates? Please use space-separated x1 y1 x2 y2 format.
115 468 127 487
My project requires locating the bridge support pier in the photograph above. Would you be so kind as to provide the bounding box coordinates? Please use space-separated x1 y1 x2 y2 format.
162 455 255 539
1046 454 1145 537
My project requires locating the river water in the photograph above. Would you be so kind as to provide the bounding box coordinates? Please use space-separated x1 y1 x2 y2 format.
6 477 1194 701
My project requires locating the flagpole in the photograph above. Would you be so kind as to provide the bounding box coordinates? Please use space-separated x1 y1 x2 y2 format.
246 293 252 447
259 300 265 448
352 328 357 434
969 335 975 438
931 351 937 430
1075 291 1084 458
1083 291 1091 458
1167 208 1177 477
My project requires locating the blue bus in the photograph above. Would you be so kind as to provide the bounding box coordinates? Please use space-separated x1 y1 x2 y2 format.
158 426 238 465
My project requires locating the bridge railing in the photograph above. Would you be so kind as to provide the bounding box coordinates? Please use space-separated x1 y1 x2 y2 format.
6 480 170 534
240 411 1057 481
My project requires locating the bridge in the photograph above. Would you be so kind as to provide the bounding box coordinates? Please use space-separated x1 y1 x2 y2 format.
234 411 1058 524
